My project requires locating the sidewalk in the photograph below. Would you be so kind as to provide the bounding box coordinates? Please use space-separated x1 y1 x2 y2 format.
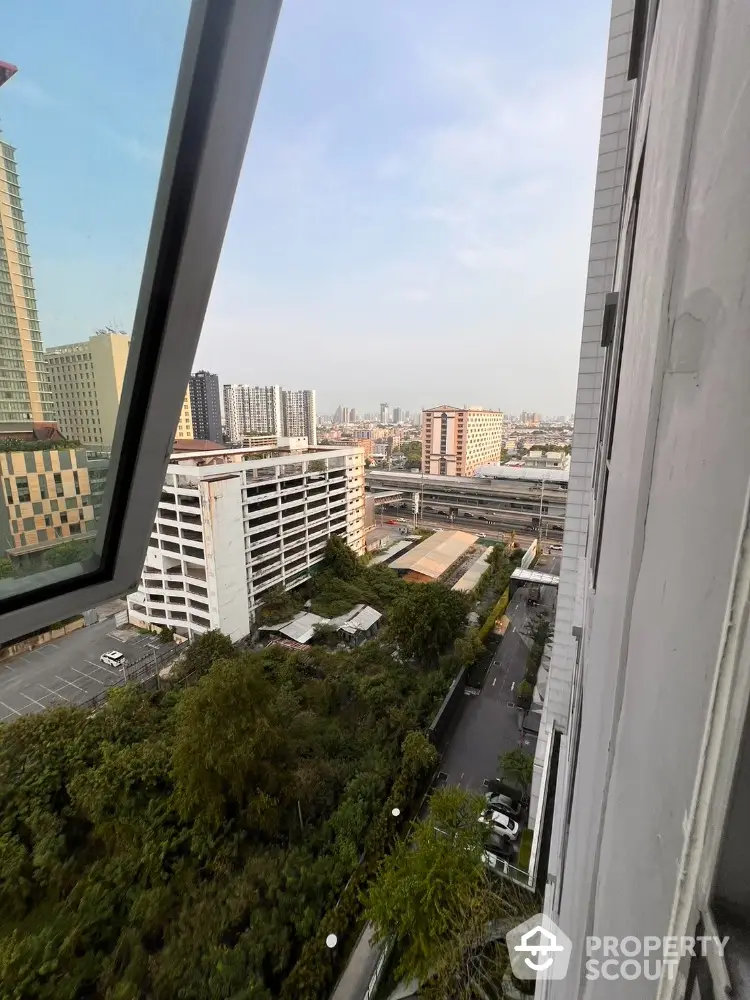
330 924 383 1000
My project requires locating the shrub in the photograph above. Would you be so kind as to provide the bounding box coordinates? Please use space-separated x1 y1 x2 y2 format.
159 625 174 644
515 680 533 709
517 828 534 872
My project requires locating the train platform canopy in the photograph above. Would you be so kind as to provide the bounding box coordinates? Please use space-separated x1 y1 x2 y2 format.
390 529 477 581
510 568 560 588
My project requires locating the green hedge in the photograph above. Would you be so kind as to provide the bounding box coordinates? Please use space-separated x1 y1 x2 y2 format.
517 828 534 872
478 587 510 644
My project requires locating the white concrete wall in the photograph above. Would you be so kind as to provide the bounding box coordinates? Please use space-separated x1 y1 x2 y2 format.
546 0 750 997
530 0 635 824
201 475 250 642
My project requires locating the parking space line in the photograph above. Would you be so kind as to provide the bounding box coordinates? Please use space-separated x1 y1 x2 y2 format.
39 684 69 703
20 692 47 710
0 700 20 717
86 659 117 676
59 672 89 690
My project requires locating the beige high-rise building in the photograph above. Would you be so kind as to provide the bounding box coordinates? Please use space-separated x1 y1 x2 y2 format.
174 390 193 440
0 63 56 424
421 405 504 477
46 331 131 447
47 330 193 447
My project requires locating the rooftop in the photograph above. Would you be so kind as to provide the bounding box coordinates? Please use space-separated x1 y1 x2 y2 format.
390 529 477 580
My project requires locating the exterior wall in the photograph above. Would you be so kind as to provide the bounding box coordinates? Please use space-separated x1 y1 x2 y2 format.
128 445 365 638
538 1 750 998
421 406 503 476
0 447 95 557
47 331 130 447
0 139 55 423
201 475 250 639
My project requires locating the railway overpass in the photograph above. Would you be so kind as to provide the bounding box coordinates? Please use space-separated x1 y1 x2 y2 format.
365 469 568 536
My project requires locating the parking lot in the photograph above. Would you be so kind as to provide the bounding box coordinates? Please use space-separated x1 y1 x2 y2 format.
0 619 163 722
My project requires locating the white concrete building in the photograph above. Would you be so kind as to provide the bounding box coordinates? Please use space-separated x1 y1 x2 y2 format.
531 1 750 998
281 388 317 445
522 451 571 472
127 441 365 640
222 384 282 442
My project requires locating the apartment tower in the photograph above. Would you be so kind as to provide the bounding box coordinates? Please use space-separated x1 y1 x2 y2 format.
223 383 282 442
0 62 55 424
47 330 193 448
421 405 504 476
281 387 316 445
188 370 222 443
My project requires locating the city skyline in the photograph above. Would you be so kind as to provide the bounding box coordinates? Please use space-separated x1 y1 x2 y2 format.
4 0 609 418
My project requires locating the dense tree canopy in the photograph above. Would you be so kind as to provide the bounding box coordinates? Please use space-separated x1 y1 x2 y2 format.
388 583 469 666
0 635 449 999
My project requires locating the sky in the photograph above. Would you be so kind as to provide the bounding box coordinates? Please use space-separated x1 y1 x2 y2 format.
3 0 610 418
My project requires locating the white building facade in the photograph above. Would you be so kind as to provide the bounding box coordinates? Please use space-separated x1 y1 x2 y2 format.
127 442 365 641
222 384 282 442
532 1 750 998
281 388 317 445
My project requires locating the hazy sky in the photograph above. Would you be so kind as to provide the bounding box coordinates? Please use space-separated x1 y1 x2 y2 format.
4 0 609 417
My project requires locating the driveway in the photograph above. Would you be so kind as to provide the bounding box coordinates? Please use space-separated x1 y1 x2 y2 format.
0 620 163 722
440 557 559 795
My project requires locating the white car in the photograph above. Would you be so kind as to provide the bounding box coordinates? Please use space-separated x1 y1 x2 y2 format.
100 650 128 669
478 809 520 841
550 544 563 552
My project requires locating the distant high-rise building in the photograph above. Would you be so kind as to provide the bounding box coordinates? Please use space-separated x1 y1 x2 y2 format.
349 407 356 423
188 371 222 442
46 330 130 446
48 330 192 448
379 402 389 424
223 384 281 442
0 64 56 424
421 405 504 477
392 406 402 424
281 388 316 445
333 405 343 424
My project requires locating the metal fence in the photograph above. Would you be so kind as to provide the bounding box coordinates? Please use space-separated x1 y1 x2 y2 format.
78 640 190 712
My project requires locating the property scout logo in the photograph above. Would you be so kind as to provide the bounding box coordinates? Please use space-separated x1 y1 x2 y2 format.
506 914 729 983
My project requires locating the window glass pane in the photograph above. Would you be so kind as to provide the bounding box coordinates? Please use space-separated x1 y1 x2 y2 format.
0 2 191 595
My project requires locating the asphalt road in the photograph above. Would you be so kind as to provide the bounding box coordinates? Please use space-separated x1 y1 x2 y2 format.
440 555 560 795
0 620 162 723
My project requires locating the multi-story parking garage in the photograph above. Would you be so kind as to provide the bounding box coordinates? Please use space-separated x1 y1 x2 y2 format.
365 469 568 535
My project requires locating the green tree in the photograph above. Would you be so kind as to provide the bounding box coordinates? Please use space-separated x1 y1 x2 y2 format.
159 625 174 644
41 538 95 570
171 655 292 828
323 535 358 581
175 629 235 680
0 558 13 580
454 628 483 669
499 748 534 790
388 584 469 666
367 786 534 995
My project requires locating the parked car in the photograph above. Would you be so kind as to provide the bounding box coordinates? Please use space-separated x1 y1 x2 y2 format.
478 809 519 841
100 650 128 669
485 791 521 817
485 831 515 859
550 544 563 552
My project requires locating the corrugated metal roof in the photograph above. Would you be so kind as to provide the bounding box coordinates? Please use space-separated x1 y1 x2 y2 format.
390 530 477 580
452 548 492 592
510 568 560 586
